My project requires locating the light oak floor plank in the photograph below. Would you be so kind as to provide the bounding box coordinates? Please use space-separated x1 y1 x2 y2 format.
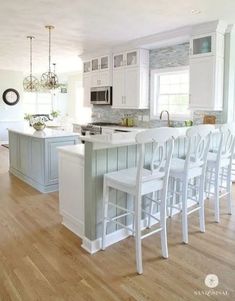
0 146 235 301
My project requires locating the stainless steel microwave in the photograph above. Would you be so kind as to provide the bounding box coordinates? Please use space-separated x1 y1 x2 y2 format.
90 86 112 105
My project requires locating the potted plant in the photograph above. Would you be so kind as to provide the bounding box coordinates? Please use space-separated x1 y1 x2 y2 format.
51 110 60 119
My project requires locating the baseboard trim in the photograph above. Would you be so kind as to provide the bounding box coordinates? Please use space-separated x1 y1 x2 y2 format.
82 227 131 254
61 210 84 238
9 167 58 193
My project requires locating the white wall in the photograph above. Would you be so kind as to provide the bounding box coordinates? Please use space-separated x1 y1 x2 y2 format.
66 72 91 123
0 69 24 142
0 69 24 121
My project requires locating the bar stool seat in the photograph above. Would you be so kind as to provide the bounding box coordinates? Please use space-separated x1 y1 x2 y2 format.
170 157 204 179
105 167 165 195
207 152 230 168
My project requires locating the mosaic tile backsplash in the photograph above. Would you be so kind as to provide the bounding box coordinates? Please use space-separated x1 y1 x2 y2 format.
92 43 224 127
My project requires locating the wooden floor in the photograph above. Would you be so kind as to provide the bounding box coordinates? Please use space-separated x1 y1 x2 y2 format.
0 146 235 301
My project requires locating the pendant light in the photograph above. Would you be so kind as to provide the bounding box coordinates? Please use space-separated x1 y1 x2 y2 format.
23 36 39 92
41 25 59 90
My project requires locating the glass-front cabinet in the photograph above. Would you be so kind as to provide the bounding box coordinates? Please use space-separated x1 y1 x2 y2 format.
190 33 215 57
83 61 91 73
113 54 124 68
83 55 110 73
113 49 149 69
126 51 138 66
91 58 99 71
100 56 109 70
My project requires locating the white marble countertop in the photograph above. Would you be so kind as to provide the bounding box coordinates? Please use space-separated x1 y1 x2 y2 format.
8 126 80 139
58 144 84 158
82 127 191 149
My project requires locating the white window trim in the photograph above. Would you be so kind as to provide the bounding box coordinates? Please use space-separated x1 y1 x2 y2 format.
150 66 191 121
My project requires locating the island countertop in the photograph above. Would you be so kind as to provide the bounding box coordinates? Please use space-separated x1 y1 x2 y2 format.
82 127 192 149
8 126 80 139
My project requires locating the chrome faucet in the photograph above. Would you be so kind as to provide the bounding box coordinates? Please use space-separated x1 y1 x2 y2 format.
159 110 170 127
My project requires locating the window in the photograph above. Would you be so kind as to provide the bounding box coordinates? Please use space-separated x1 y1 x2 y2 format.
23 92 53 114
151 67 190 119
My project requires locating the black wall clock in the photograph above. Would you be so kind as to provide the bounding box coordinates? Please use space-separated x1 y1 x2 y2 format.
2 88 20 106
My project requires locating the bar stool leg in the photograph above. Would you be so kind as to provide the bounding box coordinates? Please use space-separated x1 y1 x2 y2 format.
169 178 177 217
160 193 168 258
226 167 232 215
102 181 109 250
199 175 205 232
135 195 143 274
214 167 220 223
181 181 189 244
147 192 154 228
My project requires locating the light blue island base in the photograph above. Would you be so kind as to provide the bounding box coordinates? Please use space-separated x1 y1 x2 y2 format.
8 127 79 193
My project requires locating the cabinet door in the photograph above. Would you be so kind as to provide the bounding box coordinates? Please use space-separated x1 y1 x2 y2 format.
83 75 91 107
31 139 44 184
91 58 99 71
99 70 110 86
113 53 125 68
100 56 109 70
190 34 215 58
126 50 138 67
112 69 125 108
19 135 31 175
90 72 100 87
83 61 91 73
125 68 139 108
189 57 214 110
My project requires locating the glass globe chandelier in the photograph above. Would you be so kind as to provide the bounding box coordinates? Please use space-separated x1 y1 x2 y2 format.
23 36 39 92
41 25 59 90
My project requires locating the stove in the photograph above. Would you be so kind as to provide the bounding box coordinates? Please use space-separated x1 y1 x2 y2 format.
81 122 121 136
89 122 120 126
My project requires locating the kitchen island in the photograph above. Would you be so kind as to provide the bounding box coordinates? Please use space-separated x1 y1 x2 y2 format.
58 128 188 252
8 127 80 193
58 126 220 254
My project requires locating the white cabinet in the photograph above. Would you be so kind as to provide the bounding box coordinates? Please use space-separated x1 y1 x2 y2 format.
90 70 111 87
59 146 84 239
189 22 226 111
113 49 149 69
112 49 149 109
83 55 112 88
113 67 149 109
190 32 224 59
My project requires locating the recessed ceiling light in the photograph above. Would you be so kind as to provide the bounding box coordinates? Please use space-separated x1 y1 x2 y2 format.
191 9 201 15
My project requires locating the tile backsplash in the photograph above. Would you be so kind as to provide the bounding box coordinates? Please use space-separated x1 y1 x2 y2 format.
91 42 224 126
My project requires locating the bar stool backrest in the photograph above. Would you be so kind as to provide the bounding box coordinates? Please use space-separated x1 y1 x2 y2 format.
185 125 214 172
219 124 235 161
135 127 180 189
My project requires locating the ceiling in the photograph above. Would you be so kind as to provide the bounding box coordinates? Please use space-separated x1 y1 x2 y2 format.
0 0 235 74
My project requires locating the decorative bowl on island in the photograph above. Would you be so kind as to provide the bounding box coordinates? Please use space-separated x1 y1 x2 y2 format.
31 116 48 131
33 123 46 131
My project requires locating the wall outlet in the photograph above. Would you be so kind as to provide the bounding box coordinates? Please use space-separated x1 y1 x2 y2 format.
143 115 150 122
138 115 143 121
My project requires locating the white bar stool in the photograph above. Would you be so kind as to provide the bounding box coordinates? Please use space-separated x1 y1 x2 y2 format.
168 125 213 244
101 128 179 274
206 124 235 222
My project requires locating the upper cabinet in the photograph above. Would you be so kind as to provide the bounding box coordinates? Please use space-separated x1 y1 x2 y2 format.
83 55 112 88
112 49 149 109
113 49 149 69
189 21 227 111
83 55 110 73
